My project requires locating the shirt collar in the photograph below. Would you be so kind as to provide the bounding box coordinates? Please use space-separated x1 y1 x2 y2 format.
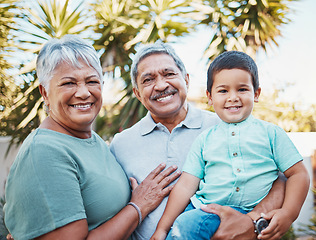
219 114 255 128
139 103 203 136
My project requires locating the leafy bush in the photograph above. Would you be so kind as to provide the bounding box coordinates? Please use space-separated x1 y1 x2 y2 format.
0 198 9 240
298 189 316 238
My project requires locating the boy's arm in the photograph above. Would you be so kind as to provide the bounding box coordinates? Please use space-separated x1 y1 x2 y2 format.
201 175 286 240
151 172 200 240
259 161 310 240
248 172 286 221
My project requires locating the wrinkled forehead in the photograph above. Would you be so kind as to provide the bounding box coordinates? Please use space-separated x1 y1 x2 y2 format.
138 53 180 74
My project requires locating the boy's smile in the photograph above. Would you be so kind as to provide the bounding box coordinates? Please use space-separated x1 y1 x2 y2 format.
207 69 261 123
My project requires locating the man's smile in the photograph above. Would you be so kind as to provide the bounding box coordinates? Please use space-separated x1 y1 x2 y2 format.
151 89 178 101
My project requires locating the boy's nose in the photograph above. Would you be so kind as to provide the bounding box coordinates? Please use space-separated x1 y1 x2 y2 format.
228 92 239 102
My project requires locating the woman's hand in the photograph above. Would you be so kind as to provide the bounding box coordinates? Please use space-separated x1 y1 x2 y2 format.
150 228 168 240
130 163 181 217
6 234 13 240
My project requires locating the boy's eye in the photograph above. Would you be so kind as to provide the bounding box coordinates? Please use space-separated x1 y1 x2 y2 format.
239 88 248 92
218 89 227 93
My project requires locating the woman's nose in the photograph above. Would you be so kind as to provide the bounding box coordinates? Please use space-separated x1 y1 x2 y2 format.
75 84 91 99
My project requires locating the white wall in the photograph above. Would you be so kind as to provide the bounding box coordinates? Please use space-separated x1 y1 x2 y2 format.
0 137 20 199
287 133 316 235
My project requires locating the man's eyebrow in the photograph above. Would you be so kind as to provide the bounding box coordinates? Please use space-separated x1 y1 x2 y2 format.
140 72 154 79
162 67 177 72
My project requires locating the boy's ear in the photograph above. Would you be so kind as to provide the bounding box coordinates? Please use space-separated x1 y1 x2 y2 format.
206 90 213 106
185 73 190 89
254 87 261 103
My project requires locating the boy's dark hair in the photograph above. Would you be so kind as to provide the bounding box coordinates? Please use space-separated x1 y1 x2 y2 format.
207 51 259 93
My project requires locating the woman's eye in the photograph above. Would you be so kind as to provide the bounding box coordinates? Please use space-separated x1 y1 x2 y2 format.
62 82 75 86
88 80 100 84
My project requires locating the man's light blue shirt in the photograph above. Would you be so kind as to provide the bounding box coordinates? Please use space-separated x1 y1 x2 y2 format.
110 104 220 240
183 115 302 211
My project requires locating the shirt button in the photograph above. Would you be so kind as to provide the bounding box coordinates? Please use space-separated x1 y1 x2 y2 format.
237 168 241 172
236 187 240 192
233 152 238 157
232 132 235 136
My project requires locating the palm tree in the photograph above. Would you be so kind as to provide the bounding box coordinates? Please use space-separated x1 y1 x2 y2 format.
197 0 296 60
0 0 18 137
1 0 92 146
2 0 299 145
94 0 297 138
93 0 195 138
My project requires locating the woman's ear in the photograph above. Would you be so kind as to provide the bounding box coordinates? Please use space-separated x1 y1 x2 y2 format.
39 84 49 106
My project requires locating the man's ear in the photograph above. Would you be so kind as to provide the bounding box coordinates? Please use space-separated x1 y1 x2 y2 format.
133 87 142 102
254 87 261 103
206 90 213 106
39 84 49 106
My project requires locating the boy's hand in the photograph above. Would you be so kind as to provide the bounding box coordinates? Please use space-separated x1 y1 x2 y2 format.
258 209 292 240
150 229 168 240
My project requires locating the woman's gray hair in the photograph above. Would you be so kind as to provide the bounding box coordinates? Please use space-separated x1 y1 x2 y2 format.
36 35 103 91
130 42 187 89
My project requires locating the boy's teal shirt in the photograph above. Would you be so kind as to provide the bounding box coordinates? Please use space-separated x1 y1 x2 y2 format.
183 115 302 211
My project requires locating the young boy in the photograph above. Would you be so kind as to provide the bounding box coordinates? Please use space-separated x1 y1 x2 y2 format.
151 51 310 240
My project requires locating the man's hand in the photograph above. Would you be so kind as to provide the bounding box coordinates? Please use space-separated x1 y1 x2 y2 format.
201 204 257 240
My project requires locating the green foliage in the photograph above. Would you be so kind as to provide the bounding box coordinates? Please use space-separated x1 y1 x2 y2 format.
253 89 316 132
93 0 195 138
281 226 297 240
298 189 316 238
0 0 92 146
199 88 316 132
197 0 296 60
0 199 9 240
0 0 19 138
0 0 305 145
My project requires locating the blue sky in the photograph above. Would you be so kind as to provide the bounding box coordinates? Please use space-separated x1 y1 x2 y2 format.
171 0 316 107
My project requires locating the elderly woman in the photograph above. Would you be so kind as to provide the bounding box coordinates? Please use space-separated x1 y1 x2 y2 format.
4 35 180 240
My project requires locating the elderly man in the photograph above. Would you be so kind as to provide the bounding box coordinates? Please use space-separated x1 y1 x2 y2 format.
110 42 285 240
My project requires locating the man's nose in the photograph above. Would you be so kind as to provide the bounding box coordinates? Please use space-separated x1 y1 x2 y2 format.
154 76 168 90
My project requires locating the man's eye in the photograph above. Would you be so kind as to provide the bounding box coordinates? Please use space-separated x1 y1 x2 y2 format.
143 78 152 83
165 72 175 77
